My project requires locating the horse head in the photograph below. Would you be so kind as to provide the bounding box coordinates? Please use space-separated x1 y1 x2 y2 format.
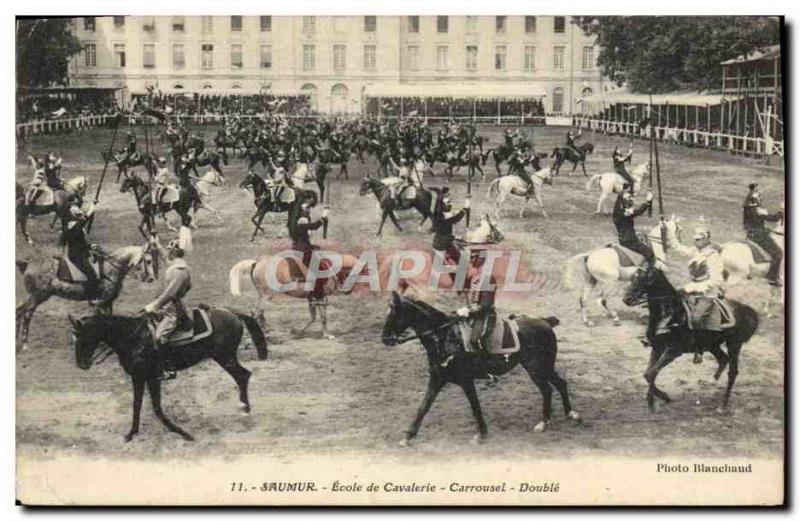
623 265 675 307
382 291 425 347
359 176 376 196
68 314 100 371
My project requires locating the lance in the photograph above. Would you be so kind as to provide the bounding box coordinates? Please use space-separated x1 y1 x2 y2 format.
87 112 122 231
466 133 473 227
648 93 654 218
322 171 331 239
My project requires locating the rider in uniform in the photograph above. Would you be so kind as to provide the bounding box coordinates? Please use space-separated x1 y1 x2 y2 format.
508 148 534 194
612 187 655 266
456 247 499 380
288 202 329 301
144 238 192 380
431 189 467 265
122 131 139 165
743 183 783 286
152 157 170 206
566 129 583 158
612 145 635 192
64 204 102 299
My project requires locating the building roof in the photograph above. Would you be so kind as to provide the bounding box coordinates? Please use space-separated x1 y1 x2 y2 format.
582 86 733 110
720 44 781 65
363 82 547 100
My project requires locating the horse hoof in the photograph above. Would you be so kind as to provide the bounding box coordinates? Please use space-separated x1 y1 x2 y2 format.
533 421 548 433
324 334 336 341
471 433 489 445
182 433 196 442
568 411 582 422
398 438 412 448
240 403 251 414
124 432 137 442
612 318 621 327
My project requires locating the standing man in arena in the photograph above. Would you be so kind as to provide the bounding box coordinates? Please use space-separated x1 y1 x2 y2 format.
743 183 784 287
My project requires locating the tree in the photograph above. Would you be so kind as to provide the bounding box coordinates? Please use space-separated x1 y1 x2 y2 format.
16 17 83 87
574 17 780 93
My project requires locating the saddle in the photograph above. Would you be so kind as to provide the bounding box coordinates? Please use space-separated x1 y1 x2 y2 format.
457 316 521 356
148 308 213 347
605 233 651 267
55 255 101 283
682 296 736 332
285 256 332 284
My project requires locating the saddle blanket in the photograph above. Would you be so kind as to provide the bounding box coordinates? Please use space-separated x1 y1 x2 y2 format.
27 187 55 206
159 185 181 204
683 296 736 332
56 256 100 283
458 316 521 356
148 308 213 347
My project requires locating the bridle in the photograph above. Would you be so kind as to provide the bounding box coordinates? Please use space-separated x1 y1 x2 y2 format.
388 298 461 346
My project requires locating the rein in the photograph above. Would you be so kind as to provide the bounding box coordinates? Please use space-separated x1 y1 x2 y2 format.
91 345 115 366
393 299 461 345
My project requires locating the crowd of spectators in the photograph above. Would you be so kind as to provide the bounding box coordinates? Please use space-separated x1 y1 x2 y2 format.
364 97 546 119
140 93 314 117
16 94 120 124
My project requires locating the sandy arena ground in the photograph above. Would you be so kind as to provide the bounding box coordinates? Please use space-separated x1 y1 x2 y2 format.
16 124 784 463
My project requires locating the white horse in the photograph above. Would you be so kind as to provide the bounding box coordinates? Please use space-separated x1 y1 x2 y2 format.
191 168 226 223
719 222 784 317
486 167 553 219
563 216 681 327
584 161 651 215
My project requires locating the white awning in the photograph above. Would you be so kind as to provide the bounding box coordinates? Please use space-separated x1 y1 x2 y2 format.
581 86 735 113
363 83 546 100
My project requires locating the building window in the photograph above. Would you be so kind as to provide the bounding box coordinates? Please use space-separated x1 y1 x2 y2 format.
142 43 155 68
83 43 96 67
303 44 315 70
364 16 376 32
113 43 125 68
333 44 346 71
113 16 125 29
83 17 95 32
201 16 213 34
172 44 185 70
260 45 272 69
436 46 448 70
437 16 448 33
363 45 376 70
466 45 478 70
408 16 419 33
494 45 507 71
525 16 536 33
231 16 242 32
554 16 566 33
202 44 214 70
582 46 594 70
496 16 506 33
582 86 593 98
553 87 565 113
142 17 156 33
172 16 185 32
260 16 271 32
230 44 243 69
524 45 536 71
553 46 565 69
302 16 315 35
466 16 478 33
407 45 420 70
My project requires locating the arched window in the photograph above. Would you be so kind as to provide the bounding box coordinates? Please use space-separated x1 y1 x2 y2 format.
301 83 318 111
172 83 184 91
552 87 564 113
201 83 213 90
330 84 349 114
231 83 243 90
582 87 593 97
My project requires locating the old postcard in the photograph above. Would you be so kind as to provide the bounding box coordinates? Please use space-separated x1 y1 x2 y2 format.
14 13 785 506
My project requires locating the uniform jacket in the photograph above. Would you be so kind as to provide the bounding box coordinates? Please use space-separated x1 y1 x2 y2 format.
64 218 91 261
147 258 191 320
743 205 782 236
432 209 466 250
674 242 724 296
613 151 632 173
612 197 651 241
464 272 497 317
289 216 324 247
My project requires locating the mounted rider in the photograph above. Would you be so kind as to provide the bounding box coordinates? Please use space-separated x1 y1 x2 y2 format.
268 149 293 202
431 188 467 265
188 132 205 162
612 187 655 266
612 144 635 192
456 246 498 370
508 148 534 194
152 156 170 205
122 131 140 165
743 183 783 286
566 128 583 157
288 201 329 301
144 237 192 380
63 204 102 299
387 156 417 201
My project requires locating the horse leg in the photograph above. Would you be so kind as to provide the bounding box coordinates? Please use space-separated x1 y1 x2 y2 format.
719 343 741 414
644 348 681 411
146 378 195 441
49 212 58 231
596 191 607 215
388 210 403 231
300 299 318 334
124 377 146 442
376 210 389 237
549 370 581 422
708 343 729 381
534 189 548 218
579 280 596 327
400 374 445 447
215 356 252 414
597 289 620 325
581 161 587 177
520 197 528 219
459 379 489 443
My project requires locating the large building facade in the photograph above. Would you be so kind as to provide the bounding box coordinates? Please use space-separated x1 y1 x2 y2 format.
68 15 603 114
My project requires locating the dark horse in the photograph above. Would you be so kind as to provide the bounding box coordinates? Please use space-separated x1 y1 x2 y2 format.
102 150 155 182
623 267 759 413
358 176 433 237
550 143 595 176
16 178 87 245
381 292 581 445
119 171 197 237
68 308 268 441
214 129 241 164
239 171 319 241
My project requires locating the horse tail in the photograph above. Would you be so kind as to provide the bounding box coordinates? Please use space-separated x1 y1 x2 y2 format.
487 178 501 199
16 260 28 274
235 312 268 360
585 174 602 192
229 259 257 297
562 253 592 290
543 316 560 328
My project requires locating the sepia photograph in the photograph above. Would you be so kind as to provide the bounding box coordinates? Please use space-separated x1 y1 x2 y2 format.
12 8 786 506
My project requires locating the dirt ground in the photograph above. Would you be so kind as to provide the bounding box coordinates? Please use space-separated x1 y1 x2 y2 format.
16 124 784 463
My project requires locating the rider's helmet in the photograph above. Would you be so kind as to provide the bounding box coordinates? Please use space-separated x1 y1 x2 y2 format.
157 156 167 167
47 152 57 163
745 183 761 207
692 226 711 247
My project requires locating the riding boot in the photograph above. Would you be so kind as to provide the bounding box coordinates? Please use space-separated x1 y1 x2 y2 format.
690 331 704 364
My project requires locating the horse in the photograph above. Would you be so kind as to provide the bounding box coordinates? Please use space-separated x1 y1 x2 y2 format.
562 216 681 327
119 171 197 237
102 150 155 182
381 292 581 445
192 168 226 224
214 129 241 164
189 149 225 177
359 175 433 237
622 266 759 413
16 176 88 245
483 142 515 176
486 161 553 219
228 251 367 340
239 171 319 241
550 143 595 176
244 145 272 173
15 241 159 350
719 222 784 317
68 308 267 442
584 161 652 215
289 161 327 203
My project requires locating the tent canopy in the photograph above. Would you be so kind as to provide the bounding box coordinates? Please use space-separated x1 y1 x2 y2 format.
582 86 733 112
720 44 781 65
363 83 546 101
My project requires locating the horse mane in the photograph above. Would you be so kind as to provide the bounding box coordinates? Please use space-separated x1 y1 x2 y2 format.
110 245 144 265
402 295 450 323
79 313 146 343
